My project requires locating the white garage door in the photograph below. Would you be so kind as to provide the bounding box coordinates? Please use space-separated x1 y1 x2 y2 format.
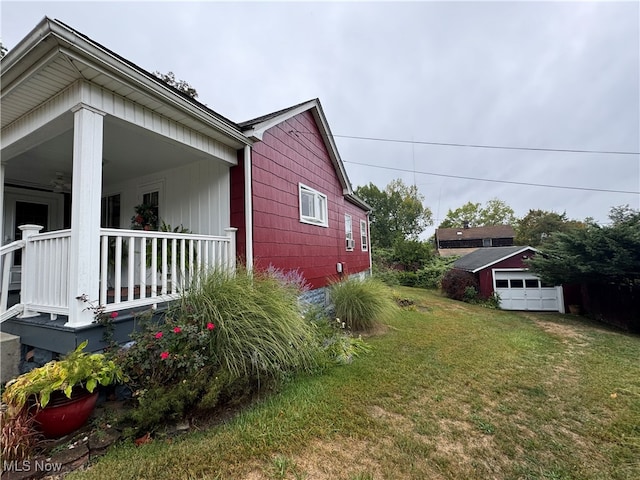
494 271 560 311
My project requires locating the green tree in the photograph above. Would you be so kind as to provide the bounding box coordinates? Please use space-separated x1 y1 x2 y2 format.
515 209 585 246
153 71 198 98
355 179 432 248
439 198 516 228
528 207 640 286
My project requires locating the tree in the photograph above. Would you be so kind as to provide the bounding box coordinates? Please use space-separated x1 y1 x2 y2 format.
515 209 585 247
153 71 198 98
355 179 432 248
439 198 516 228
528 207 640 286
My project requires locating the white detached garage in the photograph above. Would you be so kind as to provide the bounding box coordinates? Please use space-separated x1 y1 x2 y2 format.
453 246 565 313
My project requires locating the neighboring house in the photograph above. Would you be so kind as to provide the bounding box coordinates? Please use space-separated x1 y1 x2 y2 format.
453 246 565 313
233 100 371 298
0 18 371 365
436 225 515 257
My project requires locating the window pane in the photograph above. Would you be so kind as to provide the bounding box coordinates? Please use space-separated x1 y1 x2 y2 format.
301 191 313 217
316 195 324 220
496 279 508 288
525 279 539 288
510 279 524 288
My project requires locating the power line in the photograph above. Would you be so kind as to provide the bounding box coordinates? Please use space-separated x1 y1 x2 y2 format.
332 133 640 156
343 160 640 195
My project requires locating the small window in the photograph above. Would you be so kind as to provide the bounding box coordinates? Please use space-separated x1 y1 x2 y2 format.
101 194 121 228
299 183 328 227
541 280 555 288
143 191 159 223
525 279 539 288
483 238 493 247
345 214 354 250
510 279 524 288
360 219 368 251
496 279 509 288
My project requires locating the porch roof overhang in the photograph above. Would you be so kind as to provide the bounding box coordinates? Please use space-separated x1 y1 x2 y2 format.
1 17 252 151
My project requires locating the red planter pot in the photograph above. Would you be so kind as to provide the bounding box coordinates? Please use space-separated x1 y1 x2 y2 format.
33 389 99 438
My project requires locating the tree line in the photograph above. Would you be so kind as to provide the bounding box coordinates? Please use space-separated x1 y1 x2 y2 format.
355 179 640 290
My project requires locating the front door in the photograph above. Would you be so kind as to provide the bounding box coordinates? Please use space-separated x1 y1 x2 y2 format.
3 188 64 290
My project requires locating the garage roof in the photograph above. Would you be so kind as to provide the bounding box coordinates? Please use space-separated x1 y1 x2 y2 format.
454 246 537 273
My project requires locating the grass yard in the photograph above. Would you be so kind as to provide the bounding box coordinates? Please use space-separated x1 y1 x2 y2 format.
70 288 640 480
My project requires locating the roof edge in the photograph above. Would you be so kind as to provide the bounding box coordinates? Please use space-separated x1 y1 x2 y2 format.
241 98 355 196
469 246 539 273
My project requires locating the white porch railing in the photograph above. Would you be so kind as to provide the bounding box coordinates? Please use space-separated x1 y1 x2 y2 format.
0 226 237 323
98 228 237 313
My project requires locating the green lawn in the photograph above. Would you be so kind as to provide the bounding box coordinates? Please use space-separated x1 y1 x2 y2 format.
70 288 640 480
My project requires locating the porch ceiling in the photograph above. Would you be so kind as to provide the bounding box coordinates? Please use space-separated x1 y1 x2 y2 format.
3 115 217 191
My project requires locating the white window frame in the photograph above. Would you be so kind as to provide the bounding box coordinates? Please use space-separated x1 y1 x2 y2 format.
299 183 328 227
360 219 368 251
345 214 354 251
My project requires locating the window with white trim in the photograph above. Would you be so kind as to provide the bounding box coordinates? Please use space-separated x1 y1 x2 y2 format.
345 214 354 250
299 183 328 227
360 219 368 251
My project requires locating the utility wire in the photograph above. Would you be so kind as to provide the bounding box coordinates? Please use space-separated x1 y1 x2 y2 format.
343 160 640 195
292 129 639 155
333 133 640 156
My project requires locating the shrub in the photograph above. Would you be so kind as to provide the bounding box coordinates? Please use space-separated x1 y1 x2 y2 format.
415 255 460 289
463 286 479 303
392 238 434 271
441 269 480 301
372 263 401 286
329 277 398 331
119 267 322 432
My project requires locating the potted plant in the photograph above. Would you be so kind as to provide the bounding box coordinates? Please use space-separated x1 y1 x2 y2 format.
2 340 124 437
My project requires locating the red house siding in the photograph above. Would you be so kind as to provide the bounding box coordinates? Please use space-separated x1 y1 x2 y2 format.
231 110 370 289
476 250 536 298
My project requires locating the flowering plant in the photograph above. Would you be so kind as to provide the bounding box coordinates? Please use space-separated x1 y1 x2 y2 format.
120 315 216 388
131 204 158 231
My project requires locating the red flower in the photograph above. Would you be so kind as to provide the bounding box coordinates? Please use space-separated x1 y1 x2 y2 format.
135 215 144 224
173 326 182 334
160 351 169 360
110 311 119 319
207 323 215 330
154 332 163 339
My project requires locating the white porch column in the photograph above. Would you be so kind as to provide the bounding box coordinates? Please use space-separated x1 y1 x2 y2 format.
67 104 105 327
0 162 4 245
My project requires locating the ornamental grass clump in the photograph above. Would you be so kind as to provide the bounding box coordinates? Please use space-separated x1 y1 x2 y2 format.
179 268 320 380
120 267 321 433
329 277 398 331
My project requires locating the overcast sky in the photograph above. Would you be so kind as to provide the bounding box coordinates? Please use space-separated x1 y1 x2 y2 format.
2 1 639 238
